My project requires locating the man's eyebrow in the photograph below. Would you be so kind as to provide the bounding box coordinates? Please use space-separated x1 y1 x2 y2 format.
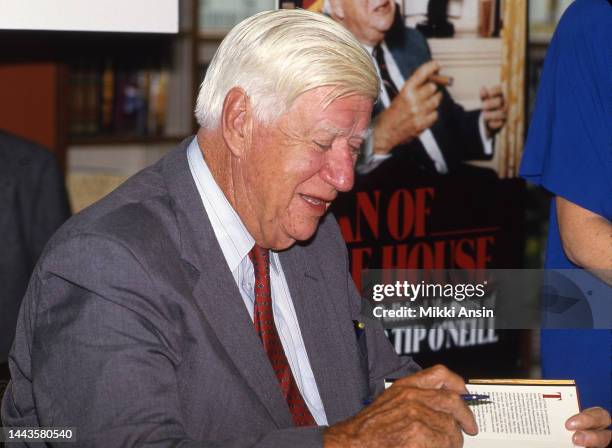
315 124 372 140
347 128 372 141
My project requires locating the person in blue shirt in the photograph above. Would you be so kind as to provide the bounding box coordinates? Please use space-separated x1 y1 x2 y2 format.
520 0 611 445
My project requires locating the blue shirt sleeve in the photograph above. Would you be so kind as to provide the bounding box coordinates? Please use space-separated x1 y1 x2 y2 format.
519 0 612 221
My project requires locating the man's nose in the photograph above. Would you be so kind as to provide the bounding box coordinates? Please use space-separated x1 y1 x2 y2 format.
320 142 355 192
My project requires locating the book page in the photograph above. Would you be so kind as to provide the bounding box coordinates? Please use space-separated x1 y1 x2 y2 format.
463 383 581 448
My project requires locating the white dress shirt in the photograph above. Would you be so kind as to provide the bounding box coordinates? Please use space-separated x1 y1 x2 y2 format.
359 42 493 174
186 138 328 425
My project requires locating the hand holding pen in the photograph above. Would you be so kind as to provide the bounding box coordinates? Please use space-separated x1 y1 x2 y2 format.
324 365 478 447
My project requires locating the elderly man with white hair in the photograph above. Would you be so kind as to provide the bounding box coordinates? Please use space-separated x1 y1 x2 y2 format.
2 8 609 448
1 9 477 447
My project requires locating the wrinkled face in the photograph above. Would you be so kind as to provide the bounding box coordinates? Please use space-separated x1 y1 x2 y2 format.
339 0 396 46
239 87 372 250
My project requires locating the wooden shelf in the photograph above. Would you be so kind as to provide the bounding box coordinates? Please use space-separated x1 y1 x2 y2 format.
69 134 187 146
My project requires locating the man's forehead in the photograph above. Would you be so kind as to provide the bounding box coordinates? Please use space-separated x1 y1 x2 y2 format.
283 87 373 137
293 85 372 109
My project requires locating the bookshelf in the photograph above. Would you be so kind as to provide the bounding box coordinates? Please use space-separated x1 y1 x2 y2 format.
65 39 186 142
0 1 194 173
0 0 282 211
0 1 203 211
64 0 276 164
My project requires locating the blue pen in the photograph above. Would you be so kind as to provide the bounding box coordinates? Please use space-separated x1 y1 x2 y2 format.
363 394 490 406
461 394 490 401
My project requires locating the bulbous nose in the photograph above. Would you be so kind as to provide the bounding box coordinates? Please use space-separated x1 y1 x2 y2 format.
319 141 355 192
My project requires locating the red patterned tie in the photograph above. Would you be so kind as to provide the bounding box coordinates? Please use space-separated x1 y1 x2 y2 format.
249 245 316 427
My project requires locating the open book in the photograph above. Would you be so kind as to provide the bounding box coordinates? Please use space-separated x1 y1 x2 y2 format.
463 379 581 448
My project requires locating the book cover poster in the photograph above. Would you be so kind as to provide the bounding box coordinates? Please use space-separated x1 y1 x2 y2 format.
280 0 529 378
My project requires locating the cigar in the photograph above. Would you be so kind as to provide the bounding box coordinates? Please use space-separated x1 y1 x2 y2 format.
429 74 453 87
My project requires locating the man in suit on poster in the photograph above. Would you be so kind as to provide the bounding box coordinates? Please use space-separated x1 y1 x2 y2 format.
2 9 610 448
327 0 507 175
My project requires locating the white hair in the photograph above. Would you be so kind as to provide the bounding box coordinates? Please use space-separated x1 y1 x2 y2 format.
195 8 378 129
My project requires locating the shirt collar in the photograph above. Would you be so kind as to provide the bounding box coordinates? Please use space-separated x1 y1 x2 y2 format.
362 41 389 56
186 137 280 274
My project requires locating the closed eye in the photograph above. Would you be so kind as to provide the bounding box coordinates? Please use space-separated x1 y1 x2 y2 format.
314 141 332 151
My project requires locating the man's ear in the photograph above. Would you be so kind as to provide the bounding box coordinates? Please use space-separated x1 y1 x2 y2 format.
328 0 345 20
221 87 253 158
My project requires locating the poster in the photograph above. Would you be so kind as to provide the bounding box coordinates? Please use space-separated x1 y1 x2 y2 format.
280 0 529 377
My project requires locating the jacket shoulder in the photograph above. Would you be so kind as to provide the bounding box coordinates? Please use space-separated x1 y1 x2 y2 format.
386 15 431 53
44 150 185 277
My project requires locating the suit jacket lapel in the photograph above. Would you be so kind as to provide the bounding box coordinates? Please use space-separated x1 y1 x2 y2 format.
163 141 293 428
191 260 294 428
280 245 366 424
387 23 422 80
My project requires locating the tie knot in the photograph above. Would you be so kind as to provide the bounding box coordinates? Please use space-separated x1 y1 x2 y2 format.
249 244 270 269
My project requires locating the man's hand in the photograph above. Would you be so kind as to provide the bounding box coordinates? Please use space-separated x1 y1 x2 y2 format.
480 85 506 138
373 60 443 155
323 365 478 448
566 407 611 447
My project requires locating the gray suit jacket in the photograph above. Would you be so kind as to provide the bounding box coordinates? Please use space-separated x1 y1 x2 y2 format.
1 138 419 447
